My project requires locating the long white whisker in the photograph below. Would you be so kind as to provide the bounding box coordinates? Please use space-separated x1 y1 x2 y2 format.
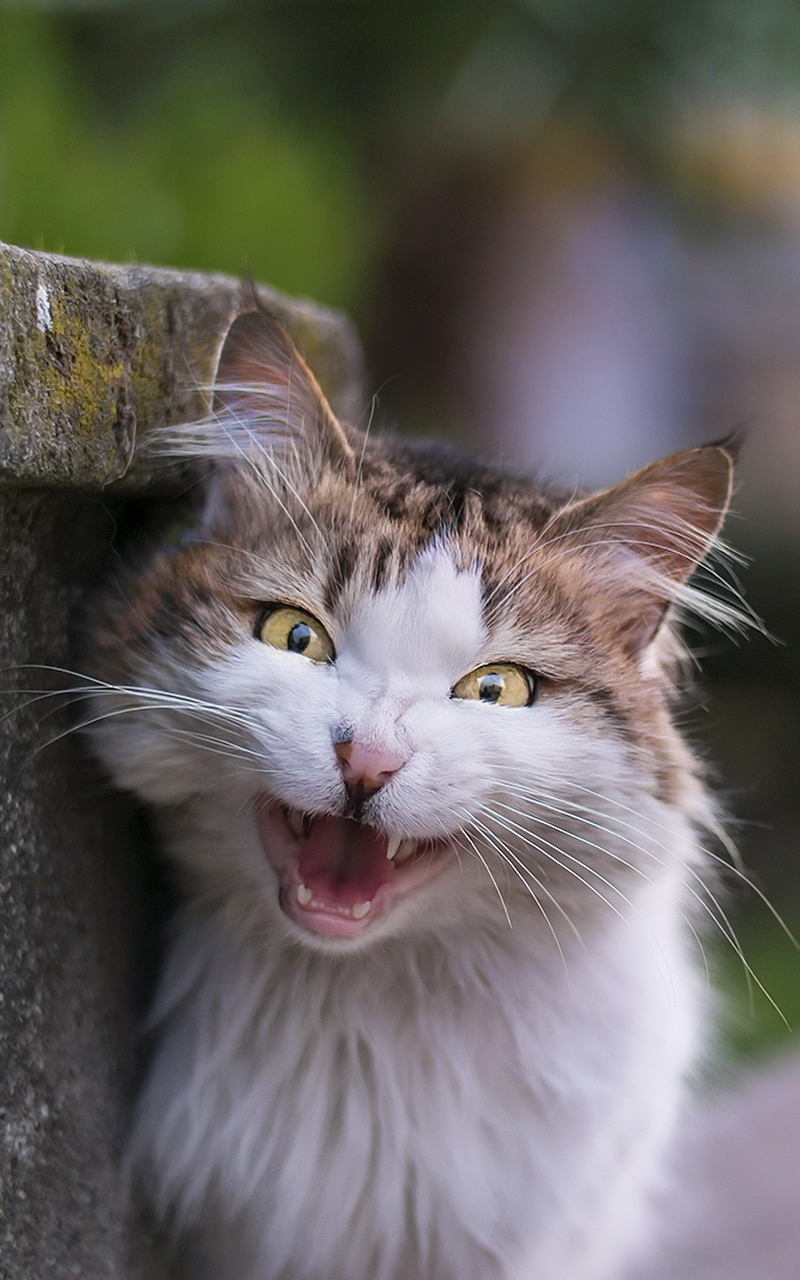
25 703 259 764
6 666 268 738
482 805 634 920
481 805 688 1002
216 405 319 557
467 815 578 980
498 786 785 1022
470 812 583 946
490 794 715 990
348 394 377 531
456 826 513 929
522 779 797 948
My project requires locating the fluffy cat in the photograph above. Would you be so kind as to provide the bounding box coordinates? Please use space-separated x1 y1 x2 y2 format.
85 305 738 1280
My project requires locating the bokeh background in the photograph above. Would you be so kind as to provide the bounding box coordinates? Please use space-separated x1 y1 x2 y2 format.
2 0 800 1066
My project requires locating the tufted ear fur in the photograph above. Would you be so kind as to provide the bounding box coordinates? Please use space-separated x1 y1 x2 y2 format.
196 305 357 536
544 444 736 656
213 307 356 473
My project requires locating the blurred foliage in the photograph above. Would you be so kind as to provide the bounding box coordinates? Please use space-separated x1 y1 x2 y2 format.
701 536 800 1064
0 6 374 307
4 0 800 314
716 912 800 1063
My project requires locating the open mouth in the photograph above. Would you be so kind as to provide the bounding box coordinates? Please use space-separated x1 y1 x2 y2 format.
255 797 455 940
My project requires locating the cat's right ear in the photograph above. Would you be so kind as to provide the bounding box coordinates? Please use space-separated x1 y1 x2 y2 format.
212 307 356 477
182 305 358 535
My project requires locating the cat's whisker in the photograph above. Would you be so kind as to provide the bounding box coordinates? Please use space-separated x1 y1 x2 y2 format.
529 779 797 948
215 405 320 557
455 826 513 929
503 780 694 857
493 798 650 883
507 779 683 842
482 808 637 917
483 519 758 639
466 814 580 977
496 786 784 1018
10 665 258 718
701 843 799 948
480 807 688 1002
0 687 78 726
501 793 674 881
469 810 584 946
493 789 715 987
480 801 692 986
348 393 377 532
162 728 266 768
24 702 261 766
2 684 257 737
502 794 721 957
7 665 281 789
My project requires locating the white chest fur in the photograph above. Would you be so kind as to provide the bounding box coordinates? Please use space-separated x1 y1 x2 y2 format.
131 840 698 1280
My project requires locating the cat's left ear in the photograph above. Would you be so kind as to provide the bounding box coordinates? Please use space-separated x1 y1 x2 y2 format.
545 442 737 655
212 305 356 477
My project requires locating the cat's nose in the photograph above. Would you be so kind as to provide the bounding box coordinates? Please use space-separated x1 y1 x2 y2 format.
334 741 405 796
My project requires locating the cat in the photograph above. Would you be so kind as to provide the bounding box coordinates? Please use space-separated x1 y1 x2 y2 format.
84 303 738 1280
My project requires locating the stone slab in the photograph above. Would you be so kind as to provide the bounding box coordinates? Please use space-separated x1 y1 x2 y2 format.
0 242 364 490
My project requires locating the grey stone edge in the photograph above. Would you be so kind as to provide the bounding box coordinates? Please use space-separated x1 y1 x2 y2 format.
0 240 366 491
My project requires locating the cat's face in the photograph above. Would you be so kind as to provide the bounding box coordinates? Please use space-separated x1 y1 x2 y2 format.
87 309 734 950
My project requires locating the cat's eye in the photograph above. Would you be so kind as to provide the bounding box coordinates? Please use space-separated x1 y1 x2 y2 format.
451 664 535 707
257 606 335 663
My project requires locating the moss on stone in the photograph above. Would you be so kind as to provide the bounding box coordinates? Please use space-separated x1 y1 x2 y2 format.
0 242 364 491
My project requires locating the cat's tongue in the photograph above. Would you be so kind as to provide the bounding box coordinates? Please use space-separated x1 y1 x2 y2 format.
256 798 455 940
297 816 392 908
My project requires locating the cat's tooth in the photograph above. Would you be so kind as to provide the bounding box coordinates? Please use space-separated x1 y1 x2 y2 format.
395 840 416 863
386 834 402 861
297 883 313 906
351 901 371 920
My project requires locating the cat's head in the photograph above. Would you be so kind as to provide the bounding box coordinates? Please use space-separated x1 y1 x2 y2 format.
87 306 737 950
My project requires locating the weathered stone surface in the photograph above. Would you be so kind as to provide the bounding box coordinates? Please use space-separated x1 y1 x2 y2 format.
0 491 161 1278
0 241 364 490
0 244 365 1276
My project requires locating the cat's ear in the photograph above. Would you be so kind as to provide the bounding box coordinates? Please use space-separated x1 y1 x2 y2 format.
545 442 736 655
212 306 356 477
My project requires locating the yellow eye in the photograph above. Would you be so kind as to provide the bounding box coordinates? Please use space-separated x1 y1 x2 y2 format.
258 606 335 663
451 664 535 707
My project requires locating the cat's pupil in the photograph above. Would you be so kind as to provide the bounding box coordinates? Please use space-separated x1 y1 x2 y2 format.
478 672 504 703
288 622 312 654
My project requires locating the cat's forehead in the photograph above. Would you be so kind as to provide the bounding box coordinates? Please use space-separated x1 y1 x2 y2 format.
310 438 569 611
210 437 596 678
338 544 485 681
211 435 592 666
356 440 559 545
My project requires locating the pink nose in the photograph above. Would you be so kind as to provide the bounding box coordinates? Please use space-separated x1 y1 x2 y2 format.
334 741 406 794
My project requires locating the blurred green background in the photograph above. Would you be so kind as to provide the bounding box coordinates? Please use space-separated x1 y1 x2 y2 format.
3 0 800 1067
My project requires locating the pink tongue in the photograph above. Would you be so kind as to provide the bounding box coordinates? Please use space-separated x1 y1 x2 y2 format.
297 817 392 907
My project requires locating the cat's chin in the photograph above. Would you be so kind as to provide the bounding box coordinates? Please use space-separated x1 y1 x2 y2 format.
254 796 455 942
